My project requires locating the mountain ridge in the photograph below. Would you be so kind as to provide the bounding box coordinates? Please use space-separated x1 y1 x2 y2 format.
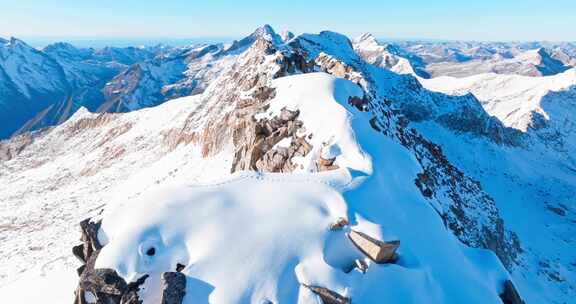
0 26 574 303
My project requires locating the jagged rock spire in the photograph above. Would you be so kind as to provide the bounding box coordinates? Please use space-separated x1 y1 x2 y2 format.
225 24 283 54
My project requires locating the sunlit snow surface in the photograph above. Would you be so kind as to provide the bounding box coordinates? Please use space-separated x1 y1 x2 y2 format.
94 73 507 303
0 73 513 303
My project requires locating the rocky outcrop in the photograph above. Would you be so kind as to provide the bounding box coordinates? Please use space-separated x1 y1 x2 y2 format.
288 31 522 269
347 230 399 263
233 107 313 173
396 124 521 268
73 218 148 304
499 280 525 304
303 284 350 304
0 132 37 161
160 272 186 304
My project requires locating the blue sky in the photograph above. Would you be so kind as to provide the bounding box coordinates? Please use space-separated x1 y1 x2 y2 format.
1 0 575 41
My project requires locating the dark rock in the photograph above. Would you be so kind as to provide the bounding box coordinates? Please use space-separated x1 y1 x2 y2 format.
303 284 350 304
77 265 86 277
547 206 566 216
499 280 525 304
161 272 186 304
73 217 148 304
329 217 349 231
342 258 368 274
73 244 87 263
121 274 149 304
79 218 103 261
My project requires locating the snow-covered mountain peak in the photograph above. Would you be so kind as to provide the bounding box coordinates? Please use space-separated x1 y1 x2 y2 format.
252 24 280 42
225 24 284 54
279 30 295 42
0 28 574 304
354 33 379 48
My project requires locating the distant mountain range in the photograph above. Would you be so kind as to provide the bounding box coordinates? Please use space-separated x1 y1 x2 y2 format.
1 32 575 140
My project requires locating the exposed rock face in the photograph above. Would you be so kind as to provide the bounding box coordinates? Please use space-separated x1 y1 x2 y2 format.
0 132 37 161
317 156 339 172
500 280 525 304
73 218 148 304
304 285 350 304
396 124 521 268
291 31 521 268
233 107 314 173
160 272 186 304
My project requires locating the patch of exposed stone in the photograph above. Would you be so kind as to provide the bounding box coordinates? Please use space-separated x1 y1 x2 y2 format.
317 155 339 172
303 284 350 304
347 230 400 264
73 218 149 304
160 272 186 304
65 113 117 138
232 107 313 173
161 129 200 152
165 37 321 174
0 132 36 162
99 64 146 113
72 217 187 304
94 122 134 148
499 280 525 304
394 119 521 268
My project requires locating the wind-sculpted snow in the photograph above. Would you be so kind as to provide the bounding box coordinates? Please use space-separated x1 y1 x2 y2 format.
95 170 509 304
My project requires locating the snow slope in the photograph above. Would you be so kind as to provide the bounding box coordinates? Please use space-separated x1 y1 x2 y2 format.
95 73 510 304
425 48 572 78
415 69 576 303
421 68 576 131
420 68 576 160
1 26 573 304
0 72 512 304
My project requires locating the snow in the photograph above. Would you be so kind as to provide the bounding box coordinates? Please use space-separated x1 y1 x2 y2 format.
0 265 76 303
259 73 371 174
412 69 576 303
420 68 576 131
90 73 509 303
4 26 569 303
0 72 514 303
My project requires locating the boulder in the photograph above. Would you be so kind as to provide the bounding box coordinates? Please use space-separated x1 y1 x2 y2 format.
303 284 350 304
347 230 399 263
329 217 349 231
500 280 525 304
73 217 148 304
318 156 339 172
161 272 186 304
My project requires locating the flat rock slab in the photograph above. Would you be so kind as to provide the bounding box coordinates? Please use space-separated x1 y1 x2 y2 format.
347 230 399 263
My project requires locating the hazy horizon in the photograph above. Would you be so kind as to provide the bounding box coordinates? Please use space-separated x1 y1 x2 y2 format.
1 0 575 42
7 32 576 49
